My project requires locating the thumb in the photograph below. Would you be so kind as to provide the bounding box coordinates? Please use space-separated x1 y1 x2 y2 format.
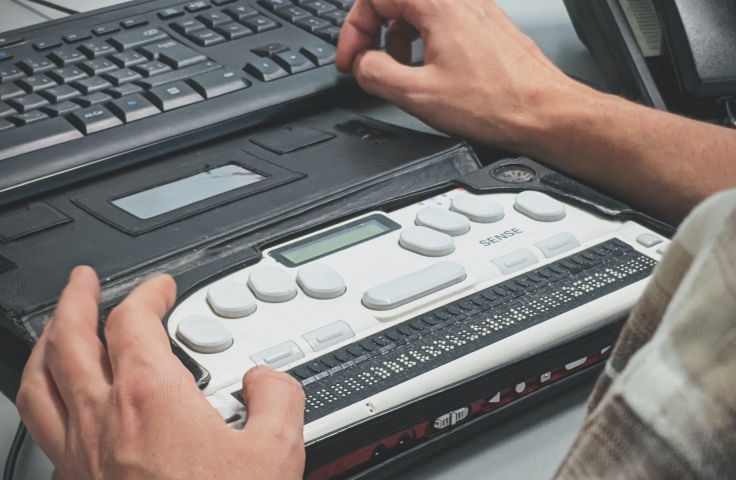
353 50 429 107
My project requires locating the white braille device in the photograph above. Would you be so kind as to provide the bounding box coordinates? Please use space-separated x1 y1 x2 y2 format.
167 189 668 443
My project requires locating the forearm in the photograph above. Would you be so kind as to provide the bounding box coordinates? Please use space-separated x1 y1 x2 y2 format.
516 82 736 225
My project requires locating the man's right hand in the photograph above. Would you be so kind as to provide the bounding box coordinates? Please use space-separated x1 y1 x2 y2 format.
336 0 586 150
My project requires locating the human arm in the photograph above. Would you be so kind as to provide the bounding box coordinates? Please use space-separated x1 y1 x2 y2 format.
336 0 736 225
16 266 306 480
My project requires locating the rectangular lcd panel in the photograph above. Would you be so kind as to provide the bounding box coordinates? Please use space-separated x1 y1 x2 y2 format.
276 217 398 267
112 165 266 220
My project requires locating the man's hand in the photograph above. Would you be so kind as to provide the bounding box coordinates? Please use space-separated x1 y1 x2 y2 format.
336 0 582 150
17 266 306 480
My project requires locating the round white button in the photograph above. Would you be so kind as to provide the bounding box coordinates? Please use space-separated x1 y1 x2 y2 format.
297 263 346 299
450 194 505 223
415 207 470 236
248 266 297 303
207 280 257 319
399 226 455 257
176 315 233 354
514 191 566 222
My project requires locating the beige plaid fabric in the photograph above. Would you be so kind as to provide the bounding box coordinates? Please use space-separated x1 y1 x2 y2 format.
555 190 736 479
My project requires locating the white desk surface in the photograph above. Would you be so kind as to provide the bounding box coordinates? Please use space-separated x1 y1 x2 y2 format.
0 1 606 478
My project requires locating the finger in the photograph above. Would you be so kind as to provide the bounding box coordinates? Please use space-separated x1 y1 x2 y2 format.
385 19 420 65
241 366 305 449
44 267 111 409
352 49 430 107
105 275 178 376
17 325 68 464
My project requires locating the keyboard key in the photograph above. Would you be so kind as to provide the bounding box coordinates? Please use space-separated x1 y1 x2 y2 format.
42 101 81 117
224 5 259 21
320 9 346 26
212 0 237 5
73 76 112 94
105 83 144 98
197 11 231 28
92 24 121 36
252 43 290 58
39 85 81 103
0 119 13 131
294 16 331 32
185 1 211 12
300 44 335 66
158 7 185 19
0 102 15 118
325 0 354 10
0 117 83 161
16 75 58 93
258 0 293 11
132 61 172 77
121 18 149 29
274 51 314 73
0 36 23 48
134 60 221 88
0 52 13 62
0 64 25 83
74 92 113 107
108 94 160 122
110 51 147 68
243 16 280 33
0 83 25 101
11 110 49 126
189 69 250 98
171 19 207 36
33 40 63 51
140 41 207 69
188 30 226 47
48 48 86 66
18 57 56 75
276 6 311 22
78 41 116 58
303 1 336 15
244 58 288 81
63 31 92 43
108 28 169 51
215 23 254 40
8 94 49 112
314 25 341 43
80 59 118 75
47 66 88 84
102 68 142 86
147 81 204 111
69 105 122 134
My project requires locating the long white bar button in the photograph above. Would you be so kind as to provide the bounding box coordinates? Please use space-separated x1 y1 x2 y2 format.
415 207 470 236
250 341 304 369
297 263 346 299
400 226 455 257
514 191 566 222
450 194 505 223
303 320 355 351
492 248 538 275
534 232 580 258
207 280 257 318
362 261 467 311
176 315 233 354
248 266 297 303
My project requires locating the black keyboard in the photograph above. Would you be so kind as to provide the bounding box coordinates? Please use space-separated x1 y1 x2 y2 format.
0 0 355 204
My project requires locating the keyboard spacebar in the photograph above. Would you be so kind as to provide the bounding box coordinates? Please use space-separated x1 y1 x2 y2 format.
0 119 84 162
135 61 222 89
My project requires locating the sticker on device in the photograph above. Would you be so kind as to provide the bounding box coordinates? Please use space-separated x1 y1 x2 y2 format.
479 228 523 246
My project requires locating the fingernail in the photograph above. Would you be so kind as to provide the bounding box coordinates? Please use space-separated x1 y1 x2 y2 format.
69 266 88 281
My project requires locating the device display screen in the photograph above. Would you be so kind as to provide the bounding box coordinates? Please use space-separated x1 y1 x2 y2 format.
112 165 267 220
274 216 401 267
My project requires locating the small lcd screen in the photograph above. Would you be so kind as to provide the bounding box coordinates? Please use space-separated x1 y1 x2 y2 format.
279 218 392 266
112 165 266 220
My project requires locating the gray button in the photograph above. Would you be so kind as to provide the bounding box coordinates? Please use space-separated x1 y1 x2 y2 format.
302 320 355 351
176 315 233 354
362 261 467 311
399 226 455 257
492 248 538 274
514 191 566 222
207 280 257 318
415 207 471 236
248 266 297 303
657 243 670 255
637 233 663 248
250 341 304 369
450 194 505 223
297 263 346 299
534 232 580 258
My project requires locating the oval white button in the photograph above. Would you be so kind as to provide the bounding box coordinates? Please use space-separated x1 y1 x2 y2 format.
450 194 505 223
415 207 471 236
297 263 346 299
176 315 233 354
207 280 257 318
248 266 297 303
514 191 566 222
399 226 455 257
